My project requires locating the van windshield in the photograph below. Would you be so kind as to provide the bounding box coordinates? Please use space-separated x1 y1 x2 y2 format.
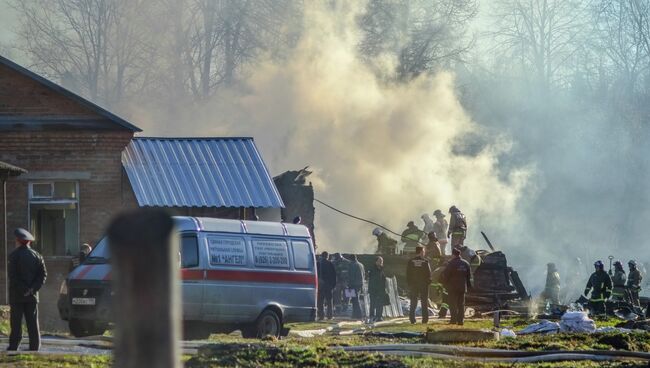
85 237 110 264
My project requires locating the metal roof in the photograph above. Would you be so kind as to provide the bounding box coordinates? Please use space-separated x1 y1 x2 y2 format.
0 54 141 132
122 137 284 208
0 161 27 177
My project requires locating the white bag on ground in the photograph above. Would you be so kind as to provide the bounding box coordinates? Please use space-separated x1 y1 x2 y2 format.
500 328 517 338
560 311 596 333
518 320 560 335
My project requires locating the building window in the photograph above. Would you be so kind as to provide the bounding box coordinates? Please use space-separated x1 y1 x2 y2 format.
29 182 79 257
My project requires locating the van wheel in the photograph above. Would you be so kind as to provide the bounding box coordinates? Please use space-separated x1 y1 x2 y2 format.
69 319 106 337
254 309 282 338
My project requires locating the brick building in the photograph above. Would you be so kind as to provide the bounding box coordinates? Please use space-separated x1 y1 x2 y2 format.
0 55 283 330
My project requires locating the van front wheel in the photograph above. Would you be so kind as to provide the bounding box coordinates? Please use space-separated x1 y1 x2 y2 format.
244 309 281 338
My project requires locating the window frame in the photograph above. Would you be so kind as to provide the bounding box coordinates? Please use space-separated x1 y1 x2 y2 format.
180 233 200 269
27 181 80 257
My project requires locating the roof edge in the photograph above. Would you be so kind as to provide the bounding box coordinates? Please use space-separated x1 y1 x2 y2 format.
134 136 254 140
0 54 142 132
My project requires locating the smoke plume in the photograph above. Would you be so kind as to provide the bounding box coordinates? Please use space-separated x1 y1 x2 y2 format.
131 2 533 256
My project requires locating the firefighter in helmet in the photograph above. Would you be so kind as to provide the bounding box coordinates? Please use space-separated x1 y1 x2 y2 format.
627 260 643 307
610 261 627 302
584 260 612 316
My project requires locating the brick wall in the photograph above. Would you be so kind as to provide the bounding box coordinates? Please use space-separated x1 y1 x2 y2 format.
0 63 97 117
0 130 133 310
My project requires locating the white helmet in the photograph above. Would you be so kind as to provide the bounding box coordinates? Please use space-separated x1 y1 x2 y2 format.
372 228 383 236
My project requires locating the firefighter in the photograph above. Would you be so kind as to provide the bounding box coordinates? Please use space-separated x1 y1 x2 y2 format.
447 206 467 247
406 246 432 324
433 209 449 255
440 248 472 325
610 261 627 302
421 214 435 240
8 228 47 351
627 260 643 307
401 221 424 255
373 228 397 255
584 260 612 316
541 263 560 304
459 245 481 273
332 253 351 313
425 232 442 267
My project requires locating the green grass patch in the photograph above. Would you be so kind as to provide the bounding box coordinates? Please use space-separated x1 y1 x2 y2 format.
0 354 111 367
188 342 645 367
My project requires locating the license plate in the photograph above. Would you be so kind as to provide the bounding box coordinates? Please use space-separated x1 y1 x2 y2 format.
72 297 96 305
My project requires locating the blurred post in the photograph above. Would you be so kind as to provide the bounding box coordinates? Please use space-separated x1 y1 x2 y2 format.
108 209 180 368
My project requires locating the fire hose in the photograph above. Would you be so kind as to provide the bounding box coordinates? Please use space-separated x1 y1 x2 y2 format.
339 343 650 363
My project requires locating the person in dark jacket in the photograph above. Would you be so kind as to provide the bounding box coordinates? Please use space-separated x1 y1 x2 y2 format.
627 260 643 306
317 251 337 320
447 206 467 247
8 228 47 351
440 248 472 325
368 256 387 322
407 246 432 324
347 255 365 319
584 260 612 316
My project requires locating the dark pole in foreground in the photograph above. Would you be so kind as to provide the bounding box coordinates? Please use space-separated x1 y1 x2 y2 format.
108 209 180 368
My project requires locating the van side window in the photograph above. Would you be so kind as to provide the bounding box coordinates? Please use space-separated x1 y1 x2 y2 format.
207 235 247 266
252 239 289 269
292 241 312 270
181 235 199 269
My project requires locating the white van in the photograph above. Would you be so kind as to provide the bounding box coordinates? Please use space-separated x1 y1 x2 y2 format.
58 217 317 339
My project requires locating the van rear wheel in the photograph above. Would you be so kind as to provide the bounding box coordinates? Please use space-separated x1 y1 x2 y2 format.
249 309 281 339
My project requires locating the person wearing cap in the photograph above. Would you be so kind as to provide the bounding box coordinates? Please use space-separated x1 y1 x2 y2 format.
440 247 472 325
7 228 47 351
433 210 449 255
541 263 560 304
447 206 467 248
406 246 432 324
584 260 612 316
373 228 397 255
627 260 643 306
610 261 627 302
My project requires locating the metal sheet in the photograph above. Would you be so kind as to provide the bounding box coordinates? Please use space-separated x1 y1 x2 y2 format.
122 138 284 208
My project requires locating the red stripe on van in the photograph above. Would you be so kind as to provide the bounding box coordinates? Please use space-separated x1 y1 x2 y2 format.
75 265 95 280
181 269 316 285
181 269 203 280
103 271 112 281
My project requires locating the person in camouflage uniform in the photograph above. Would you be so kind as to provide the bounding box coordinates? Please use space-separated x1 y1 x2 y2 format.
627 260 643 307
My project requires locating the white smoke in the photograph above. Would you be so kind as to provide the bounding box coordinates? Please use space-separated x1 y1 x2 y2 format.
132 2 533 255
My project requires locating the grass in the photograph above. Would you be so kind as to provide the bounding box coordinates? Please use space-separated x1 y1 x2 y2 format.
0 355 111 367
188 342 647 367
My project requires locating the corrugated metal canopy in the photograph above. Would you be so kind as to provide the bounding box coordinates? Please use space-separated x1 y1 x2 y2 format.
122 137 284 208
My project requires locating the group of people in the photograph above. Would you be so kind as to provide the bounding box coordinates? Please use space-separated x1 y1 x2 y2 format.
406 245 473 325
542 259 644 316
316 252 388 322
374 206 467 257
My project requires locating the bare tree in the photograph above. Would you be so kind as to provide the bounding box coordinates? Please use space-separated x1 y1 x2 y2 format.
592 0 650 98
358 0 478 81
165 0 302 101
489 0 589 90
11 0 157 107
